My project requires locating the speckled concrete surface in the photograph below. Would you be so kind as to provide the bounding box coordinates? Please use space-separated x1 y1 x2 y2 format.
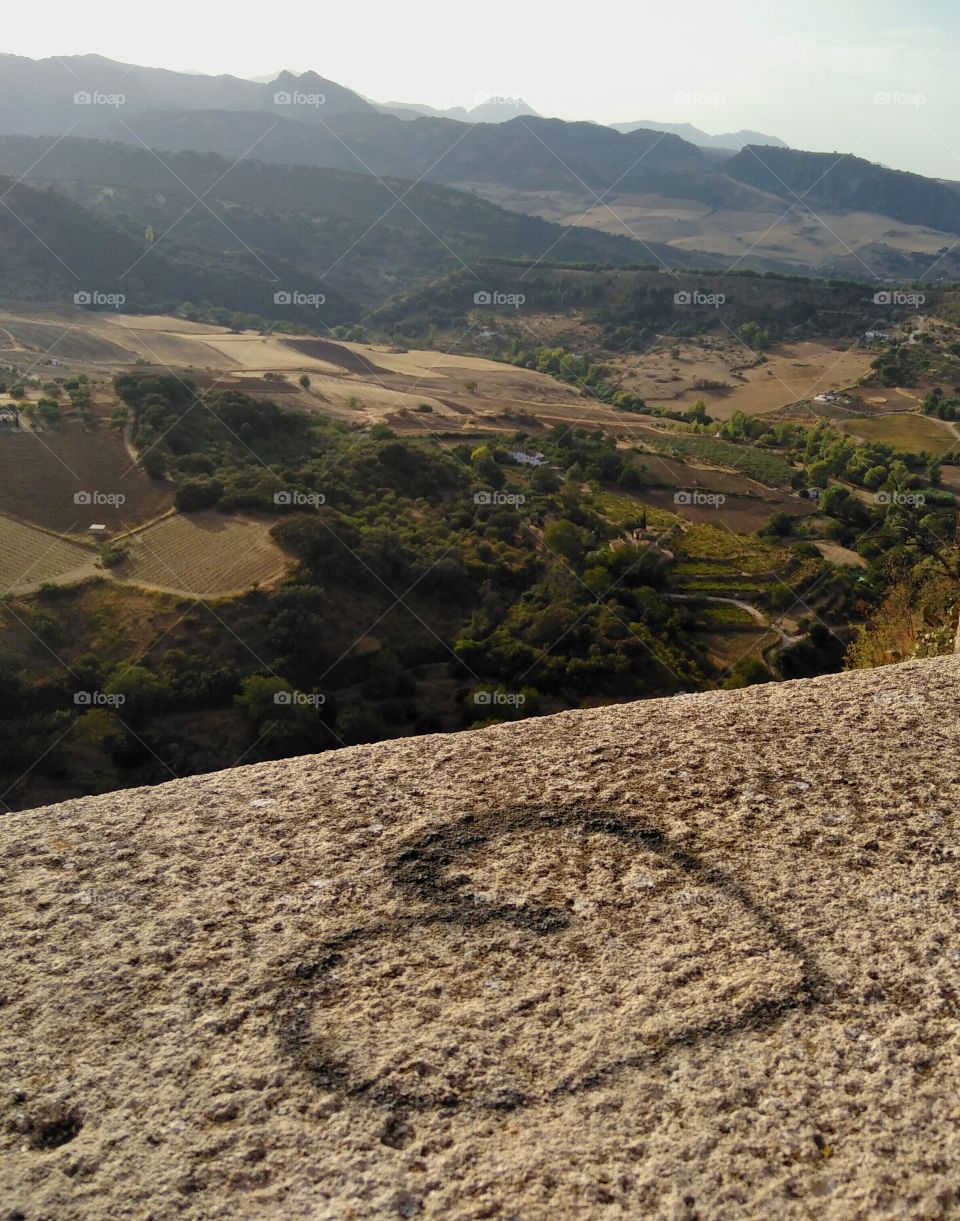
2 656 960 1219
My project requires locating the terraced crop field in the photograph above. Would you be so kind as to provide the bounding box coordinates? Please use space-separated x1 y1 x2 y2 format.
0 515 95 592
120 513 287 596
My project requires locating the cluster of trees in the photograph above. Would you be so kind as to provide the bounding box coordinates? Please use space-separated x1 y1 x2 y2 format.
738 321 771 352
9 363 954 808
500 343 693 420
720 411 956 603
0 371 111 430
718 412 937 495
870 332 960 388
3 382 720 806
922 387 960 422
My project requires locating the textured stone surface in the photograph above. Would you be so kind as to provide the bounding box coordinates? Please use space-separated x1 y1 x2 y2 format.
2 656 959 1218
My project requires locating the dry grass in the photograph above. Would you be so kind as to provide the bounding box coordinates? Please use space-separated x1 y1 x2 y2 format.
613 337 874 422
839 412 957 455
477 185 957 267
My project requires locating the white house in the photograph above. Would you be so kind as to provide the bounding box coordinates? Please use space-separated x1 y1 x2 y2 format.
89 524 109 539
506 450 547 467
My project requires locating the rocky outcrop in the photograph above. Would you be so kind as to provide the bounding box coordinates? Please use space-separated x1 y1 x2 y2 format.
2 657 959 1218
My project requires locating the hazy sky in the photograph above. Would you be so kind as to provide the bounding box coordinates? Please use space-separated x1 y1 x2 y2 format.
4 0 960 178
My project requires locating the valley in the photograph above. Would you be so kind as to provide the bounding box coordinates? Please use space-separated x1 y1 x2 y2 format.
0 55 958 818
474 186 960 279
3 33 960 1221
0 286 956 809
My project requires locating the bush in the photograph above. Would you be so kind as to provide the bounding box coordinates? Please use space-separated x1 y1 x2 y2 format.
174 479 224 512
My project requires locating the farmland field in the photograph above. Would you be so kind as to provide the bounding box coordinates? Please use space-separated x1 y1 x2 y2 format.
813 540 868 569
486 184 956 274
640 429 798 488
0 514 96 592
0 308 596 434
937 465 960 494
0 420 172 532
633 487 812 532
839 412 957 456
119 513 288 596
611 337 874 422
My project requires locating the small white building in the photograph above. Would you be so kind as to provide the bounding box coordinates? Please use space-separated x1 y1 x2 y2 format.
506 450 547 466
0 407 18 426
89 524 109 539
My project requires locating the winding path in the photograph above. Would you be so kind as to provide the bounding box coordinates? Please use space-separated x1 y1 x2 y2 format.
666 592 804 658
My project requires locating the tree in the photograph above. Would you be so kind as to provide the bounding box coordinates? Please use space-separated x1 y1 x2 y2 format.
104 665 164 716
530 465 561 494
863 465 888 491
544 519 586 568
807 460 832 487
299 374 311 389
682 399 711 425
236 674 294 721
471 444 505 489
738 321 770 352
174 479 224 512
335 705 386 745
762 512 793 537
236 674 325 748
722 656 773 688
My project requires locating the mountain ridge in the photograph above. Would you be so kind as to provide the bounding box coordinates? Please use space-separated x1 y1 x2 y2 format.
610 119 787 150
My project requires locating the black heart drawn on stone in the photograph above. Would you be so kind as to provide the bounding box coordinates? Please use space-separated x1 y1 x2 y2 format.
277 806 830 1112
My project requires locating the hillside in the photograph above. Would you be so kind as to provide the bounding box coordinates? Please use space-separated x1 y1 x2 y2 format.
0 136 696 313
65 108 721 198
725 145 960 237
14 118 960 281
0 173 350 322
371 261 897 343
2 655 959 1218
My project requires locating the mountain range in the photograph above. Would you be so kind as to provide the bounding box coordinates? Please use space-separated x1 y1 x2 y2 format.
0 53 779 145
1 52 960 319
609 120 787 151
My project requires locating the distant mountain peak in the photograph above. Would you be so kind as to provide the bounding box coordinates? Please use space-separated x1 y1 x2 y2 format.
610 119 786 151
